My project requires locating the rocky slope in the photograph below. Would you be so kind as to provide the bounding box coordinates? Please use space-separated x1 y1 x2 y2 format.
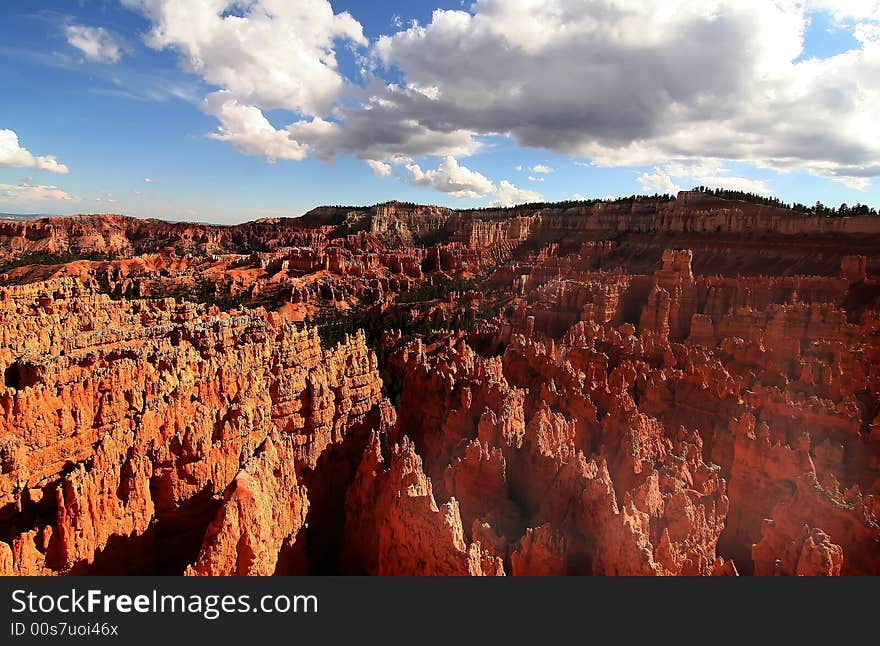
0 279 389 574
1 191 878 575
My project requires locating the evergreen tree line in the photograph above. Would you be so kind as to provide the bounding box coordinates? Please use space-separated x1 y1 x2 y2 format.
459 193 676 213
691 186 878 217
323 189 877 218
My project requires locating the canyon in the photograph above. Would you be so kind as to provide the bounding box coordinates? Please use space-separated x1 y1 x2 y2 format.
1 190 879 576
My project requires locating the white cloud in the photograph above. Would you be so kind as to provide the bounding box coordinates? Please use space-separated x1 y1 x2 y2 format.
369 0 880 189
694 175 771 194
0 129 69 175
65 24 126 63
492 180 542 206
122 0 367 162
830 175 871 190
637 171 682 194
284 91 480 163
95 191 117 204
639 160 771 195
124 0 365 115
366 159 392 177
806 1 880 24
202 92 309 161
527 176 544 182
143 177 155 183
0 182 73 203
515 164 524 171
403 155 542 205
117 1 880 191
531 164 554 174
405 155 495 198
572 193 587 200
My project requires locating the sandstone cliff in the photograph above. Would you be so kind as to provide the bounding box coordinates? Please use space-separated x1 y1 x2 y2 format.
2 192 879 576
0 279 388 574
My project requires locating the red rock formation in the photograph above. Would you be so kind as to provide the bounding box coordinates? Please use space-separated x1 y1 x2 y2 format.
2 191 880 576
186 435 308 576
0 279 387 575
752 522 843 576
341 434 503 576
510 524 568 575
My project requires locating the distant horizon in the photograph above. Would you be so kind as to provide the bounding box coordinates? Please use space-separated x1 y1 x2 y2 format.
4 186 880 227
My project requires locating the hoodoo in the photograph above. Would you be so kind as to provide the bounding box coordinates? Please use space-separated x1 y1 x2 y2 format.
2 191 879 576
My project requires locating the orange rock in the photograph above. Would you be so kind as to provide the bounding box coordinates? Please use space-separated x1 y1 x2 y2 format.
511 524 568 575
753 522 843 576
341 434 503 575
0 279 386 575
3 191 880 576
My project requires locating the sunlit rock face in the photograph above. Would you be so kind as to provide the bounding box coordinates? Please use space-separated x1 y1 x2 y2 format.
2 191 879 575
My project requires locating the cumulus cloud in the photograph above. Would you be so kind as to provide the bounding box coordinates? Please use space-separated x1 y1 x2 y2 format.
119 1 880 192
286 103 479 163
366 159 392 177
403 155 541 205
492 179 542 206
65 24 126 63
0 181 73 203
202 92 309 161
0 129 69 174
370 0 880 189
123 0 365 115
122 0 367 160
527 176 544 182
531 164 554 174
637 171 682 195
639 160 771 195
694 175 771 194
405 155 494 198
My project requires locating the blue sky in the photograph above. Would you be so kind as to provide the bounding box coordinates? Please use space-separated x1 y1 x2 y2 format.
1 1 878 223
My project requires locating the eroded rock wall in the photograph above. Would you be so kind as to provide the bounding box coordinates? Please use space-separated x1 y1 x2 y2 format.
2 192 879 576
